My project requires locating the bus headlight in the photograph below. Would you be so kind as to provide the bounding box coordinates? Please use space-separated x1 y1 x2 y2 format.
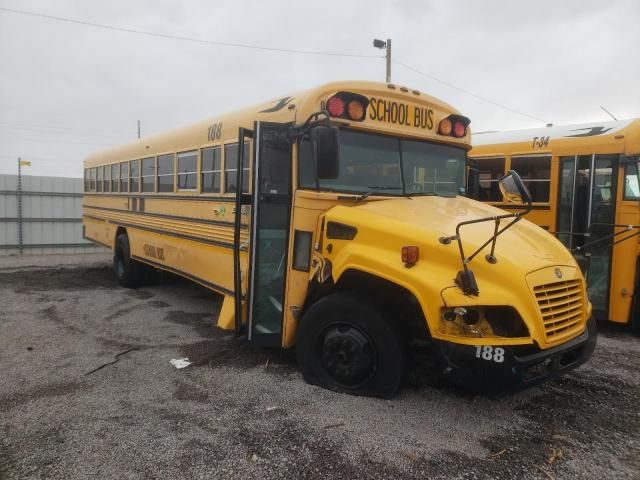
440 306 528 338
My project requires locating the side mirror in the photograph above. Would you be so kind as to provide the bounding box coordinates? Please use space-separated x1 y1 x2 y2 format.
312 126 340 180
499 170 532 205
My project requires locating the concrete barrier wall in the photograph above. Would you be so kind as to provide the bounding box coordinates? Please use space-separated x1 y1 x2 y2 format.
0 174 106 256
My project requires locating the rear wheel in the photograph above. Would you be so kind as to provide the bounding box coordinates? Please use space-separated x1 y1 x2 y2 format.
113 233 144 288
296 292 406 398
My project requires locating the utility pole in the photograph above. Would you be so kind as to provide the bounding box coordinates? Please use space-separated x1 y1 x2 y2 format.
137 120 141 139
17 157 22 254
373 38 392 83
385 39 391 84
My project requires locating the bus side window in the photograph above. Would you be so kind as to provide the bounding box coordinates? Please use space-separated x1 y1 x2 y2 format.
511 156 551 203
141 157 156 192
157 154 174 193
177 151 197 190
477 157 504 201
120 161 129 193
224 142 250 194
111 163 119 192
624 159 640 200
130 159 140 193
104 165 111 192
201 147 221 193
96 166 103 193
84 169 90 192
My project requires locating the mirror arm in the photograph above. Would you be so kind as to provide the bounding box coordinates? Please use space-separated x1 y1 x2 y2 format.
289 110 331 139
465 215 522 264
444 210 521 264
486 217 502 262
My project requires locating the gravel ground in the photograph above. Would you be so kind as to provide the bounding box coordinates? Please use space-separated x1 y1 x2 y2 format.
0 254 639 479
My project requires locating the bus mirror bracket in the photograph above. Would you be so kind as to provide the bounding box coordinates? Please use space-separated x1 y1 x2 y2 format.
289 110 340 180
440 172 535 295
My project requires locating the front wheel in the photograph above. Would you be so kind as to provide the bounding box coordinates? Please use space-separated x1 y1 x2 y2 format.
113 233 144 288
296 292 407 398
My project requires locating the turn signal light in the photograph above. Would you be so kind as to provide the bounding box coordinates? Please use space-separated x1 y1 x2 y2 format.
438 115 470 138
402 246 419 266
325 92 369 122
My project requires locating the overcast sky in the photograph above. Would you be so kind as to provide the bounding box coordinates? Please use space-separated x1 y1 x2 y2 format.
1 0 638 177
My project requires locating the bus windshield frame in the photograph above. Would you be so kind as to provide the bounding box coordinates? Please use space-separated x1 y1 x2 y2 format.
299 128 467 197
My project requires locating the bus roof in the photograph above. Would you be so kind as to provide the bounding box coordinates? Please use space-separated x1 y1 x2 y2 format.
85 80 467 167
473 119 637 146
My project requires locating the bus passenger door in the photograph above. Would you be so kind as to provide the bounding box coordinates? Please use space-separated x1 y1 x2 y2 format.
238 122 292 347
557 154 618 320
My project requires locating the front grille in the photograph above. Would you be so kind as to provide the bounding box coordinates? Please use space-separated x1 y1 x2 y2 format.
533 280 584 342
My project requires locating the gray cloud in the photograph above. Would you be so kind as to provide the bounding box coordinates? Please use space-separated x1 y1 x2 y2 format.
1 0 638 176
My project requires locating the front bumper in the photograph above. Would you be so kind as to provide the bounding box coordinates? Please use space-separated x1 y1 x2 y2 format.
434 316 597 391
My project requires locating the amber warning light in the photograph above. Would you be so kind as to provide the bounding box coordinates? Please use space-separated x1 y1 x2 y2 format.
325 92 369 122
402 246 419 267
438 114 470 138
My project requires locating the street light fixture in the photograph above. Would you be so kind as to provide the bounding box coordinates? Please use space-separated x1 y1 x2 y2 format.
373 38 392 83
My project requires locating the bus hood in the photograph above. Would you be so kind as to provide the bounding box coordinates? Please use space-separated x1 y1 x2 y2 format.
329 195 575 270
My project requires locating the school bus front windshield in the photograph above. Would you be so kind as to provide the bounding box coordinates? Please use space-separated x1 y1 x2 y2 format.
299 130 467 197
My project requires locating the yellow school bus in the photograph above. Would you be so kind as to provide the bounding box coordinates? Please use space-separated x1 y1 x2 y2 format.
83 80 596 397
470 119 640 329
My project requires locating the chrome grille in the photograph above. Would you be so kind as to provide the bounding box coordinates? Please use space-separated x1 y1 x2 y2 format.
533 279 584 342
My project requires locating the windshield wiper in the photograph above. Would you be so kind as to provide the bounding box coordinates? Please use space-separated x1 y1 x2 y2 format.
352 187 401 204
353 191 373 204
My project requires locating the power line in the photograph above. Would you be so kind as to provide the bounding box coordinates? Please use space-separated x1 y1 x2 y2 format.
0 7 548 124
392 59 549 124
0 123 135 139
0 7 380 59
0 136 115 147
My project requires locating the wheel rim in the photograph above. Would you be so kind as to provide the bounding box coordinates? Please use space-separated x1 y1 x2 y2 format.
319 323 377 388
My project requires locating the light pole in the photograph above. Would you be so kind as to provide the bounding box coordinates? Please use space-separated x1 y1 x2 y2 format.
373 38 392 83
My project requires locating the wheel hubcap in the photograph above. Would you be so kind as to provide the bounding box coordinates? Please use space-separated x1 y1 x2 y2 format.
320 323 376 388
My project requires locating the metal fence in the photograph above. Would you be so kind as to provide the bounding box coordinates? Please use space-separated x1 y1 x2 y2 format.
0 174 106 256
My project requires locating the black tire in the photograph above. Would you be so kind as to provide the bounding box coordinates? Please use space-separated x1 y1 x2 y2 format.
113 233 144 288
296 292 407 398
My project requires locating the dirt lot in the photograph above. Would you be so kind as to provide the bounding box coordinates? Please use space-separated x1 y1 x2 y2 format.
1 254 639 479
